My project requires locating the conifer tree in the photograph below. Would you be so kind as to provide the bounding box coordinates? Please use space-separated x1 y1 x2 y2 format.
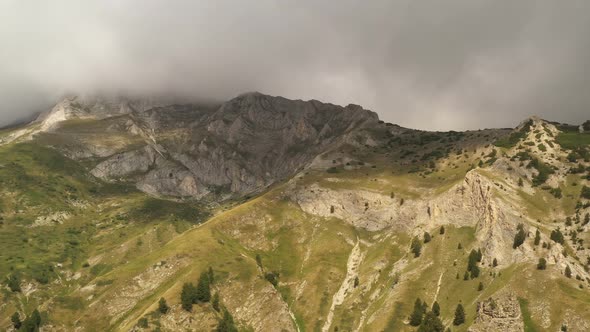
453 304 465 325
418 311 444 332
513 224 526 249
565 265 572 278
537 258 547 270
478 282 484 291
440 226 445 235
181 283 195 311
411 237 422 258
158 297 169 314
550 229 565 244
432 301 440 316
212 292 220 312
424 232 431 243
409 298 424 326
217 309 238 332
31 309 41 327
196 271 212 302
7 274 21 292
11 312 21 329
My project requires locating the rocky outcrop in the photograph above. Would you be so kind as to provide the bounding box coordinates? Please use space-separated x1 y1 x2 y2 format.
469 291 524 332
42 92 379 198
91 145 159 179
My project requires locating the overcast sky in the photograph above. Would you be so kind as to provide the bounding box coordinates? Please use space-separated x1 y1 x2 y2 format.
1 1 589 130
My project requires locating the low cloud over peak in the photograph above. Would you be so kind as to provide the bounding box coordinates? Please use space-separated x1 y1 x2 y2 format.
1 1 589 130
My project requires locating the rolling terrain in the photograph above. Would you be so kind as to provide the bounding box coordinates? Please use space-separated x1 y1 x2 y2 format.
1 93 590 331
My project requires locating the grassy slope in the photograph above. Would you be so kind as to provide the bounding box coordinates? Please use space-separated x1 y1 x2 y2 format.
0 142 207 329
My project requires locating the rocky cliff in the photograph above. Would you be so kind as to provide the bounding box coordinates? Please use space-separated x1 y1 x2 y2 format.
34 92 379 199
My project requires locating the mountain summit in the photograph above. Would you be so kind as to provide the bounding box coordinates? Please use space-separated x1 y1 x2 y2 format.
30 93 379 198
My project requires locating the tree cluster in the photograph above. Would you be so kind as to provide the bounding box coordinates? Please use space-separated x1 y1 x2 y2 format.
550 228 565 244
11 309 41 332
181 268 214 311
466 249 482 279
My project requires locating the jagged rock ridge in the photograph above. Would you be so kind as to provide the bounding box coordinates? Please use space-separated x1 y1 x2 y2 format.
35 92 379 198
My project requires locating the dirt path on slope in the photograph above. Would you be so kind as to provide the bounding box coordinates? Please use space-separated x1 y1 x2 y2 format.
322 238 363 332
433 270 444 303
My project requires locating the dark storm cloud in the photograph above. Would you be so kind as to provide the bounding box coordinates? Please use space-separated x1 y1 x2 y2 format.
0 0 589 130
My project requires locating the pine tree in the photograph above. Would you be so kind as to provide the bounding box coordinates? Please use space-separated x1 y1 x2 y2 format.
196 271 212 302
31 309 41 327
440 226 445 235
463 271 469 280
409 298 424 326
417 311 444 332
432 301 440 316
181 283 195 311
478 282 484 291
424 232 432 243
411 237 422 258
158 297 169 314
565 265 572 278
19 309 42 332
534 229 541 245
513 224 526 249
11 312 21 329
550 229 565 244
467 250 478 271
7 274 21 292
467 250 480 278
255 254 263 268
212 292 220 312
457 243 462 250
518 178 524 187
537 258 547 270
453 304 465 325
493 258 498 267
421 300 428 313
217 309 238 332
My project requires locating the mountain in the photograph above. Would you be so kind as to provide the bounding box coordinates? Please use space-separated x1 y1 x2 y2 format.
0 93 589 332
29 93 378 199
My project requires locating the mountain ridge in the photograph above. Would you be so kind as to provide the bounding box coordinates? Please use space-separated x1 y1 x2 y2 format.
0 93 589 331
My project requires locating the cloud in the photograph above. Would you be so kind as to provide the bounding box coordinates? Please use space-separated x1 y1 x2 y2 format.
0 0 589 130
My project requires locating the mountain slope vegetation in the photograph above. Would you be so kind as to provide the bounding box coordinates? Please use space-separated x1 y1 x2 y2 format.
0 95 589 331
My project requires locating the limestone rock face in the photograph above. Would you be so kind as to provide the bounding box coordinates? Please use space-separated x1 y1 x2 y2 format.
38 92 378 198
